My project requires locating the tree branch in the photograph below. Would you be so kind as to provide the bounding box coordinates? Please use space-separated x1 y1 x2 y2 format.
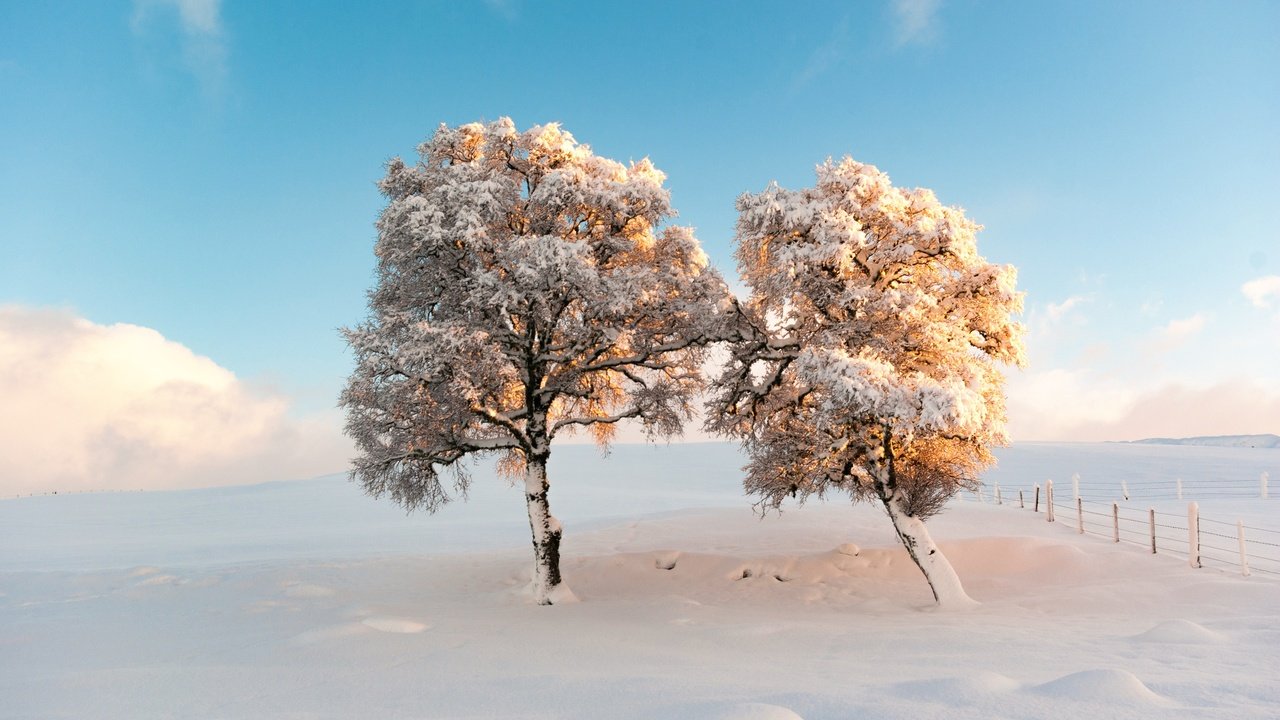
550 406 644 435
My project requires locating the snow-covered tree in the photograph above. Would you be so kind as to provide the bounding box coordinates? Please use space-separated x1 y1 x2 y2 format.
342 119 731 605
707 158 1025 607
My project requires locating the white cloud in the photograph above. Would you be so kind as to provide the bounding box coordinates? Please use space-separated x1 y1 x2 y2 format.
1004 368 1137 441
1045 295 1087 322
892 0 941 46
1242 275 1280 309
131 0 227 100
1007 371 1280 442
0 306 350 496
1154 312 1206 351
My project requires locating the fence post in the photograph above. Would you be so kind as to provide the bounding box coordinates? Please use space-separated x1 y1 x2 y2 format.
1262 472 1270 500
1034 484 1040 513
1176 478 1183 500
1238 521 1251 577
1019 489 1025 509
1072 473 1080 501
1046 480 1055 522
1187 502 1200 569
1122 480 1130 501
1148 508 1157 553
1112 502 1119 542
1076 496 1084 534
995 480 1002 505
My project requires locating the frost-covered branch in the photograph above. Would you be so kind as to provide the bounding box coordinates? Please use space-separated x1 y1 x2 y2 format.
342 118 733 604
550 407 645 434
706 156 1026 607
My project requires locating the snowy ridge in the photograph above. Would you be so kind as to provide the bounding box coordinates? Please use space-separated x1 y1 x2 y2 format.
1126 434 1280 448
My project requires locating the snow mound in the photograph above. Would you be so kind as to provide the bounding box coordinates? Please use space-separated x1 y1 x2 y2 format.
1032 669 1171 705
284 583 335 598
895 671 1020 702
710 702 804 720
135 573 181 587
834 543 860 556
290 623 365 645
1131 619 1225 644
360 617 429 634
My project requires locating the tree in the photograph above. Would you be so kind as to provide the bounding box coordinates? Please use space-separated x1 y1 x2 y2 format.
707 157 1025 607
341 119 731 605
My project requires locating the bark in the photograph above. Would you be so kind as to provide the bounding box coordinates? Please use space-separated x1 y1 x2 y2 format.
524 454 566 605
880 490 976 608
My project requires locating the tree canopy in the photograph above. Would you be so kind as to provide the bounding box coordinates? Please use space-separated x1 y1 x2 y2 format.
708 157 1026 604
341 118 732 603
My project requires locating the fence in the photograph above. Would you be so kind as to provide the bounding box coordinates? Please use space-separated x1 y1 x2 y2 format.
977 476 1280 578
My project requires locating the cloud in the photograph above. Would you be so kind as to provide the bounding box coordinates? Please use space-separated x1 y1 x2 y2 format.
1007 372 1280 442
892 0 941 46
131 0 227 100
793 13 852 89
482 0 520 22
1045 295 1087 322
1242 275 1280 309
0 306 350 496
1152 312 1206 352
1004 368 1136 441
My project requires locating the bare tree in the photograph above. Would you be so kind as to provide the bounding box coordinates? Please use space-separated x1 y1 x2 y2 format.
708 157 1026 606
342 119 732 604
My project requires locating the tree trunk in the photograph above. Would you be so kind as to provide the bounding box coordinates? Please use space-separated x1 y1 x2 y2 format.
881 492 976 608
524 454 571 605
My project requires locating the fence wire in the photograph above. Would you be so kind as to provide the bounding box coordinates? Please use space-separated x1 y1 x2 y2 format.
975 482 1279 578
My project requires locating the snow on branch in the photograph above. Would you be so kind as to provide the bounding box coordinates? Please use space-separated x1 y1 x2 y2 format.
708 155 1026 520
342 118 734 511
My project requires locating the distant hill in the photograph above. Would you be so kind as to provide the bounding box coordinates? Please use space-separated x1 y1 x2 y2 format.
1128 434 1280 448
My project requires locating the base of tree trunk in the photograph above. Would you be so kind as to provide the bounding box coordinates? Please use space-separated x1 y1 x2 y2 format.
525 457 575 605
882 495 978 609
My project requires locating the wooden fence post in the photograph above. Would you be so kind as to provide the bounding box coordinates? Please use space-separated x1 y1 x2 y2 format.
1046 480 1055 523
995 480 1002 505
1034 484 1040 513
1238 521 1250 577
1149 508 1157 554
1019 489 1025 509
1187 502 1200 569
1076 496 1084 534
1176 478 1183 500
1112 502 1119 543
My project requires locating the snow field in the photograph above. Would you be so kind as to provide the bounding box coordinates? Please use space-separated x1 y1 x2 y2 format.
1 442 1277 719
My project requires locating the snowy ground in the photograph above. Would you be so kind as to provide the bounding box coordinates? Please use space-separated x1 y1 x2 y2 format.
2 442 1278 719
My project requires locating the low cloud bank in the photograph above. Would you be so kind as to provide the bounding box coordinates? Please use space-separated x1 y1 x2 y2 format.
1006 371 1280 442
0 306 350 495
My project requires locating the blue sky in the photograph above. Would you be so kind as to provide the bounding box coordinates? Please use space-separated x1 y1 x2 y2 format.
1 1 1278 491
